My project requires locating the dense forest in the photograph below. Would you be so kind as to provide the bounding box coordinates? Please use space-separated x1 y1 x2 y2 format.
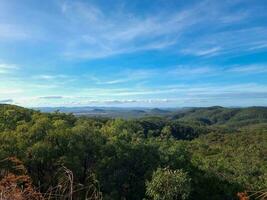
0 104 266 200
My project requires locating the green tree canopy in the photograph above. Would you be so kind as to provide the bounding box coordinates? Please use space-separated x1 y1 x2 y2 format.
146 168 191 200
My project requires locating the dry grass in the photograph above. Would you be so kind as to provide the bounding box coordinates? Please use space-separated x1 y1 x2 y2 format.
0 157 102 200
249 190 267 200
0 157 43 200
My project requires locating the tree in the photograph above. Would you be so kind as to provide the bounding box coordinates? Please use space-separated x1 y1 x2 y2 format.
146 168 191 200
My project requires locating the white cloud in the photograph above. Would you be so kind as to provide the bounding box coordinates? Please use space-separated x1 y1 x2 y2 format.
59 0 214 59
229 65 267 73
0 87 24 95
90 69 157 85
74 82 267 99
39 96 64 99
182 47 221 56
249 42 267 50
33 74 69 80
0 63 17 69
181 27 267 57
58 0 267 59
0 63 18 74
0 99 13 103
219 11 249 24
169 66 216 76
1 0 265 59
11 82 267 107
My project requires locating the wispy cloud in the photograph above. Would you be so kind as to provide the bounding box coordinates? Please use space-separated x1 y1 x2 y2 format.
70 99 172 106
1 0 266 59
0 24 30 41
0 63 18 69
39 96 64 99
169 66 216 76
90 69 156 85
0 63 18 74
59 0 267 59
13 82 267 107
182 47 221 57
249 42 267 50
181 27 267 57
0 87 23 95
0 99 13 103
89 64 267 86
76 83 267 98
229 65 267 73
33 74 70 80
219 11 249 24
59 0 223 59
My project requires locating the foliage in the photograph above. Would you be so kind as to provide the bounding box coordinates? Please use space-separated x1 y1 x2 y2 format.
0 104 266 199
146 168 191 200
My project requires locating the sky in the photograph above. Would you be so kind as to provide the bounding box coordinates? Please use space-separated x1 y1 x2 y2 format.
0 0 267 107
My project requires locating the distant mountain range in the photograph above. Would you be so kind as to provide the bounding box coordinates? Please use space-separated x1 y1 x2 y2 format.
31 106 267 126
1 104 266 128
33 106 183 118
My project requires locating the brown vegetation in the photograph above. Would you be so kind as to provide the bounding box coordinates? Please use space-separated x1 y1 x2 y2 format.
0 173 43 200
0 157 43 200
237 192 249 200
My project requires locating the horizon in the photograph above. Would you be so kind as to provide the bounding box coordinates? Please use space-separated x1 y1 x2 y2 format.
1 103 266 110
1 0 267 107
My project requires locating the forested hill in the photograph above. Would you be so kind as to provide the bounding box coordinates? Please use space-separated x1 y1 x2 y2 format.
172 106 267 126
0 104 266 200
36 105 267 123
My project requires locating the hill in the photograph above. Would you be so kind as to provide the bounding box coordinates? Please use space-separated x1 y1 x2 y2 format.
172 106 267 127
0 104 266 199
34 106 177 118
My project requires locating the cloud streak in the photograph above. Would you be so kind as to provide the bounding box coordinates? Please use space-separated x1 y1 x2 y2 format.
229 65 267 73
0 63 18 74
59 0 267 59
39 96 64 99
1 0 266 59
0 99 13 103
12 82 267 107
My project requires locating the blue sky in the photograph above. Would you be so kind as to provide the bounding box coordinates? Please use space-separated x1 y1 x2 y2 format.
0 0 267 107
